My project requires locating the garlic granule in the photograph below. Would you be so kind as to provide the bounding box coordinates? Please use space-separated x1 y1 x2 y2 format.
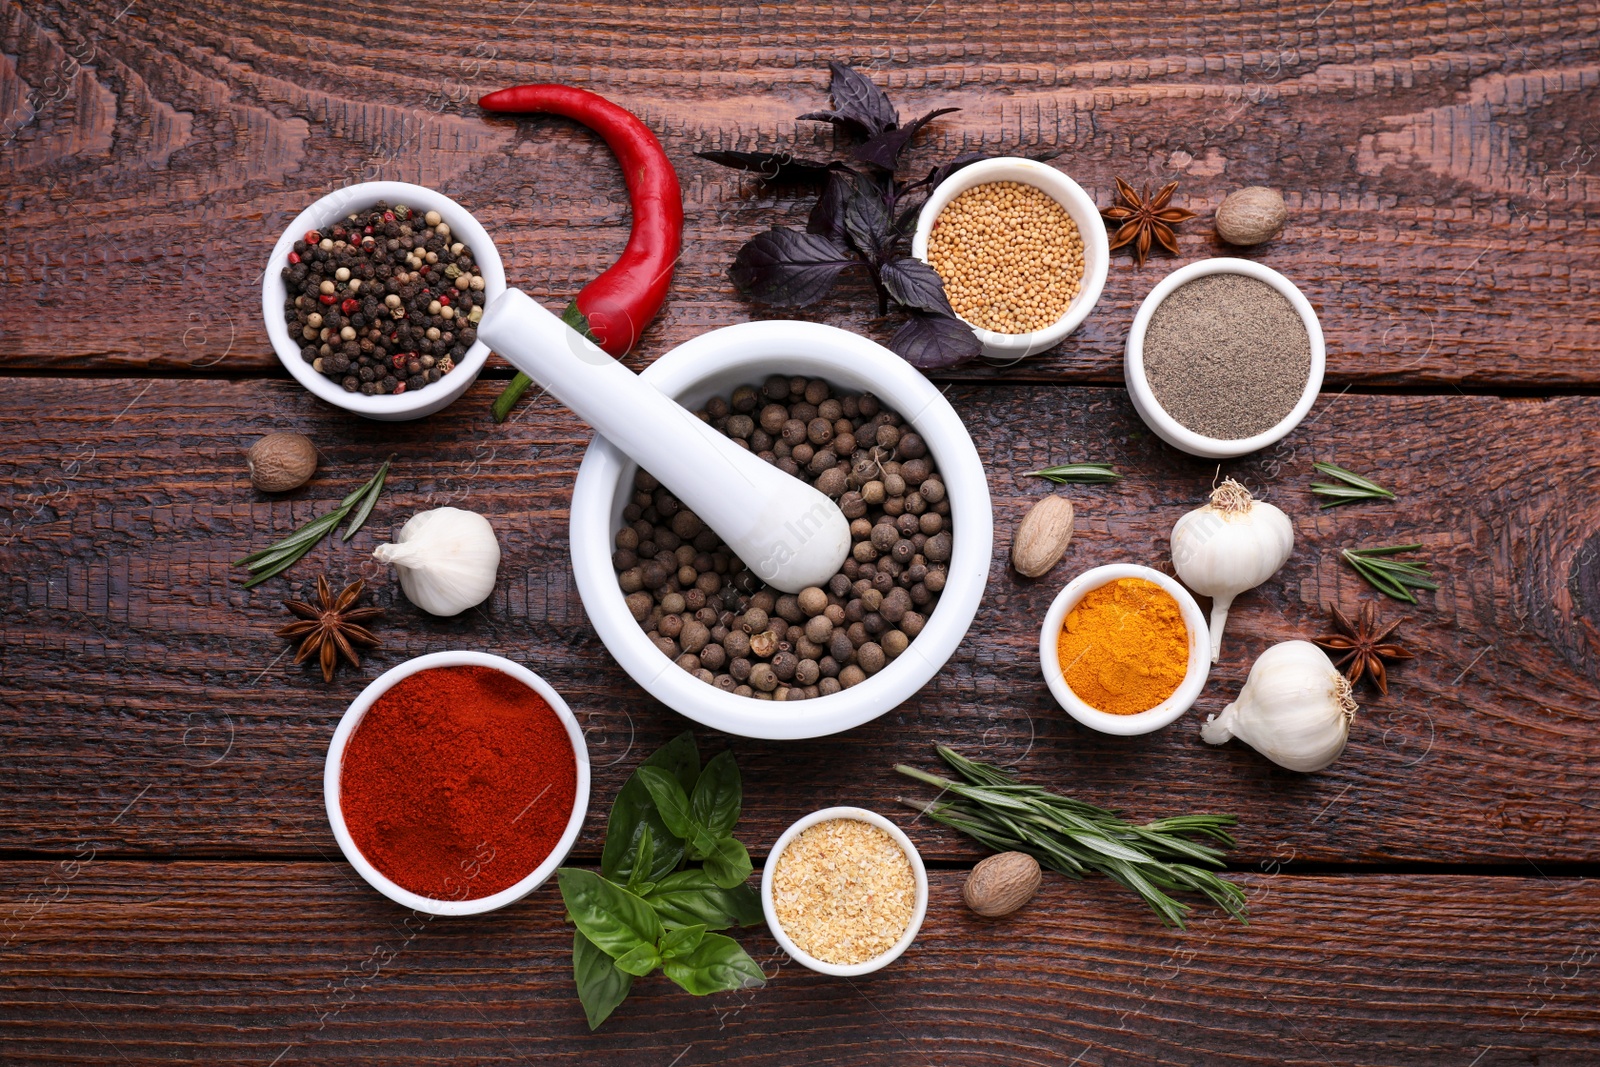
771 818 916 965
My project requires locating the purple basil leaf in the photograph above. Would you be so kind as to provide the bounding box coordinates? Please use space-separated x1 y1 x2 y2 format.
696 151 838 183
795 109 872 138
889 311 981 369
842 184 892 259
917 152 989 193
893 189 931 235
805 62 898 137
807 169 866 245
851 107 960 171
729 227 858 307
879 257 955 316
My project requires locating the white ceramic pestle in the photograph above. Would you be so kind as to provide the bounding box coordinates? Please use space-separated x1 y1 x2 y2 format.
478 288 852 593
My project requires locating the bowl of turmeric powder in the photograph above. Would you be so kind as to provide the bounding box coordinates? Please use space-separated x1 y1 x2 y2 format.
1039 564 1210 736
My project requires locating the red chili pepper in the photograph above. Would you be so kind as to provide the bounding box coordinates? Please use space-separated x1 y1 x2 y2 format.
480 83 683 360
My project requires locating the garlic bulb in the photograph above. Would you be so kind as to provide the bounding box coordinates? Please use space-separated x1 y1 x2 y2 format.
374 507 501 616
1201 640 1357 772
1170 478 1293 661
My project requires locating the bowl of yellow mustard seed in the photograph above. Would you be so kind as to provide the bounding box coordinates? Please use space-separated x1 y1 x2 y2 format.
911 156 1109 361
762 806 928 977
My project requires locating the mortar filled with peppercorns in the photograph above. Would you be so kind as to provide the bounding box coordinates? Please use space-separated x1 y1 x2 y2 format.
567 319 993 741
263 181 506 421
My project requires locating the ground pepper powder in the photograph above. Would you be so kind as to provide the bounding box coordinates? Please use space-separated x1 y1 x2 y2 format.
1056 578 1189 715
339 665 577 900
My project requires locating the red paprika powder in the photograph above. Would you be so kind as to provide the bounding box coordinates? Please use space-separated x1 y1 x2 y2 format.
339 665 577 900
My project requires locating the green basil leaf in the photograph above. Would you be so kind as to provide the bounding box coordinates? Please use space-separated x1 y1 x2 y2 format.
637 766 698 841
611 942 663 978
624 827 655 895
659 923 707 960
644 871 764 930
557 869 662 960
661 933 767 996
573 930 633 1031
690 749 742 839
701 836 753 890
600 732 701 882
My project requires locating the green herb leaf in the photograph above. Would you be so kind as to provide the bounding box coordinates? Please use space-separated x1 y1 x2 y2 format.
1311 461 1395 508
1342 545 1438 603
636 766 699 842
701 837 753 890
644 871 764 930
690 750 742 839
660 932 767 996
342 458 391 540
572 930 633 1031
611 942 663 978
659 923 708 960
1025 463 1121 485
624 827 656 896
556 869 663 960
600 732 701 882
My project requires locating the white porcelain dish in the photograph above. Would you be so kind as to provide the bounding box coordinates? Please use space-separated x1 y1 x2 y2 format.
323 651 590 916
910 156 1110 361
1039 563 1211 737
1124 258 1325 459
761 806 929 977
568 320 993 741
263 181 507 421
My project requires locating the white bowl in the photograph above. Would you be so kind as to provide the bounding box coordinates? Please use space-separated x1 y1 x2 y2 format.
568 320 993 741
1124 258 1325 459
263 181 507 421
1039 564 1211 736
323 651 590 916
761 806 929 977
910 156 1110 361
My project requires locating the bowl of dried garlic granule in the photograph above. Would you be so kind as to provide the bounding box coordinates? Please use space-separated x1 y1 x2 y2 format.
911 156 1109 360
762 806 929 976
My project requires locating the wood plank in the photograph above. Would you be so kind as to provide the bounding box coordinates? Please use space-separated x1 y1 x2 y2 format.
3 378 1597 864
2 2 1597 384
0 862 1595 1064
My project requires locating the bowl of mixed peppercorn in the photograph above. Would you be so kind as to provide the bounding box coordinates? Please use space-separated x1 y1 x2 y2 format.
263 181 506 421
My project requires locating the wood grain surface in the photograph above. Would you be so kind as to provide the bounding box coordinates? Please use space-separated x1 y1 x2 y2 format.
0 863 1595 1065
3 378 1596 866
4 1 1599 1062
1 1 1598 384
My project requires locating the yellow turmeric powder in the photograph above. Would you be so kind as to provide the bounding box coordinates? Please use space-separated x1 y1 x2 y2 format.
1056 577 1189 715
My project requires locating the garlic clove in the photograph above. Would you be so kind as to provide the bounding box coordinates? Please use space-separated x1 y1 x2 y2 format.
373 507 501 617
1170 479 1294 662
1201 640 1356 772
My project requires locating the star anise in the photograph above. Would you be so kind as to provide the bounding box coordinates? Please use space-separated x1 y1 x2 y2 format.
1100 177 1197 266
1314 601 1415 695
277 576 383 683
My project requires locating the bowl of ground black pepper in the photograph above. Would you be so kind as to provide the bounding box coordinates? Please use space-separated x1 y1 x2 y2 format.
911 156 1109 361
568 320 993 741
263 181 506 421
1125 258 1325 459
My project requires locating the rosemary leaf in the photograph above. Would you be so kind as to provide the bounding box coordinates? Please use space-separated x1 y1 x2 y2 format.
1310 461 1394 508
1342 545 1438 602
1025 463 1121 485
896 748 1247 929
235 460 393 587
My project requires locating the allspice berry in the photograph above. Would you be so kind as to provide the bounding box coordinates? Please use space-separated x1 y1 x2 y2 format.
246 432 318 492
1214 186 1287 246
962 851 1042 918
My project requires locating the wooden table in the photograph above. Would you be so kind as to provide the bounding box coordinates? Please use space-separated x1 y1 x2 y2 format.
4 2 1597 1062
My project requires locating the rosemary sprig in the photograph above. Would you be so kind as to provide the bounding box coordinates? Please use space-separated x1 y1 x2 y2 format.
1341 543 1438 604
1310 462 1395 508
896 746 1246 929
1025 462 1121 485
235 459 391 588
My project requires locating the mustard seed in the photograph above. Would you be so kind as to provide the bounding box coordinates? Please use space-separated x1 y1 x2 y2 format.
926 180 1085 334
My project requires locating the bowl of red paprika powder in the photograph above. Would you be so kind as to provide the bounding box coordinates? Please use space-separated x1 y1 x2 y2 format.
324 651 590 915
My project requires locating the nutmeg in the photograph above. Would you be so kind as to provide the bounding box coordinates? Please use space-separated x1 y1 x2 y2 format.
1214 186 1287 246
962 851 1042 917
246 432 318 493
1011 494 1075 578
